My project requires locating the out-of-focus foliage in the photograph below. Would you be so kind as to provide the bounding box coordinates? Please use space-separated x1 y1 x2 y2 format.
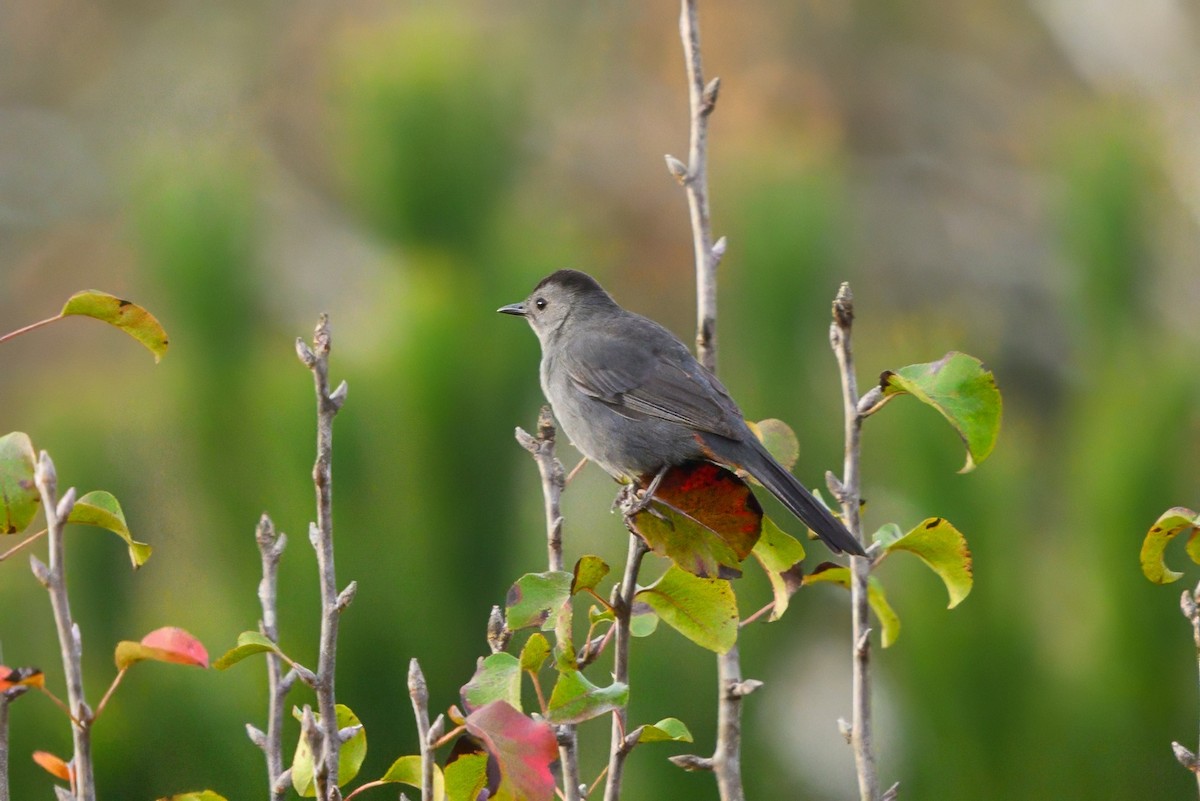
1 2 1198 799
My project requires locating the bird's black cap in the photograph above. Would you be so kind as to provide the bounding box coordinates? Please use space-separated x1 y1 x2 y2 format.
534 269 605 296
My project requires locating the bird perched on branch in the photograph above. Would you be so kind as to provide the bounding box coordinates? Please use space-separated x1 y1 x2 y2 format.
499 269 865 557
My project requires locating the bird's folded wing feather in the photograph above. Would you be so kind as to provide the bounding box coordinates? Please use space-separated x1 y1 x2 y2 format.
561 322 743 439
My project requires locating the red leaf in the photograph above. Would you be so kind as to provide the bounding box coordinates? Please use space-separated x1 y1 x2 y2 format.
33 750 72 781
115 626 209 670
0 665 44 691
464 700 558 801
632 462 763 578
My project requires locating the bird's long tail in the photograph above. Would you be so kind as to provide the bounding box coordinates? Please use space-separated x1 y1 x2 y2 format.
707 435 866 556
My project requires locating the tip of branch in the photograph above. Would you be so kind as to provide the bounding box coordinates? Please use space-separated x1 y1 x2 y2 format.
1174 741 1200 771
487 605 511 653
536 405 556 439
34 450 56 493
408 657 428 700
313 314 332 357
832 282 854 328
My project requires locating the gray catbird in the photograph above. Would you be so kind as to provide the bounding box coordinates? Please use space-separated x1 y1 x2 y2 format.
499 269 865 557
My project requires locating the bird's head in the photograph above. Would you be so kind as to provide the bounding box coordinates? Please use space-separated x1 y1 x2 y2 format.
497 269 616 345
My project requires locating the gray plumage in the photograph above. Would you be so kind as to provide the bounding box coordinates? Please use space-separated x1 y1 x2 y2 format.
499 269 864 556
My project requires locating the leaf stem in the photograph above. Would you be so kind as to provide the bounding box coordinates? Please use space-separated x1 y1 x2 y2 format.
0 314 63 347
0 528 47 562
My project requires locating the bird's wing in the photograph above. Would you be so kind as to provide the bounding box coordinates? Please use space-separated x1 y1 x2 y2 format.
561 317 744 439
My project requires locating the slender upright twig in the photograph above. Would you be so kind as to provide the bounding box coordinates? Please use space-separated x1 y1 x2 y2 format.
32 454 92 800
670 2 744 799
830 284 879 801
408 659 435 801
1175 581 1200 797
516 407 581 801
0 686 29 801
603 532 649 801
252 514 293 799
296 315 351 801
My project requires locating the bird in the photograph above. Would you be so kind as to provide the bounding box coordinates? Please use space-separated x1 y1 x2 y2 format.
498 269 865 557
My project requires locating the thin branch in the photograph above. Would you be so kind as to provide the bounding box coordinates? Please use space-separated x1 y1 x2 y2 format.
516 408 581 801
0 687 30 801
0 314 62 347
408 660 435 801
0 527 47 562
92 668 128 722
603 532 648 801
35 456 94 801
297 315 349 801
1177 583 1200 797
830 283 879 801
255 513 289 799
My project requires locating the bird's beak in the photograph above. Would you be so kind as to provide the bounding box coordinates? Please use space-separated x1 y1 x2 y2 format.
497 302 526 317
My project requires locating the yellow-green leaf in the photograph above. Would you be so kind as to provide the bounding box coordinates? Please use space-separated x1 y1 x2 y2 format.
67 490 152 568
213 631 280 671
519 632 551 674
879 352 1001 473
61 290 169 362
803 564 901 647
636 717 693 744
881 518 973 608
291 704 367 795
0 432 38 535
379 755 445 801
749 516 806 621
1140 507 1200 584
634 566 738 653
748 418 800 470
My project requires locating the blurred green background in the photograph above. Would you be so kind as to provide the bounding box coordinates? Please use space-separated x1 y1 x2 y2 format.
2 1 1198 798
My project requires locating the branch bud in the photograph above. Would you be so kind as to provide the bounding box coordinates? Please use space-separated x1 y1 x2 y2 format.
338 724 363 743
1182 589 1198 621
832 282 854 328
487 605 511 654
35 450 57 495
711 236 727 263
669 754 714 772
246 723 267 750
1174 741 1200 771
336 581 358 613
664 155 690 185
837 717 853 743
55 487 77 523
730 678 763 698
328 380 349 411
295 337 316 367
30 555 50 587
428 713 446 745
701 76 721 115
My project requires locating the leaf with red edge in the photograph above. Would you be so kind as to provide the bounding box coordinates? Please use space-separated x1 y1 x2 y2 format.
33 750 72 781
115 626 209 670
0 665 44 692
0 432 39 535
632 461 763 579
464 700 557 801
505 571 571 631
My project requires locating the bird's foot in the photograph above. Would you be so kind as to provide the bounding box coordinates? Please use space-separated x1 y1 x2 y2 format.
615 468 669 522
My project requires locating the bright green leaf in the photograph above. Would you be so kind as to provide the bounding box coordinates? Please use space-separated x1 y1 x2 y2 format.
213 631 280 671
879 352 1001 472
803 564 901 647
291 704 367 795
636 717 693 744
67 490 152 568
505 571 571 631
444 753 489 801
749 516 807 621
461 653 522 713
519 633 551 674
571 555 610 594
61 290 169 362
0 432 38 535
546 669 628 724
882 518 973 608
634 566 738 653
748 418 800 471
379 755 445 801
1140 507 1200 584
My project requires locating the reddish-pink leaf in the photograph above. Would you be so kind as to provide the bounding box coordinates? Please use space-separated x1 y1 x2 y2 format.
115 626 209 670
0 665 44 691
33 750 72 781
464 700 557 801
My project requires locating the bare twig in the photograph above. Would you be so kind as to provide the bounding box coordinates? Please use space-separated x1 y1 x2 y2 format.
830 284 879 800
1 686 30 801
254 513 290 799
0 527 47 562
603 532 649 801
1177 583 1200 796
34 455 94 801
408 660 435 801
297 315 350 801
516 408 581 801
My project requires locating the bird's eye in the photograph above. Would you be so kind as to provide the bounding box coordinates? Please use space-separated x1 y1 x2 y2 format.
534 297 548 311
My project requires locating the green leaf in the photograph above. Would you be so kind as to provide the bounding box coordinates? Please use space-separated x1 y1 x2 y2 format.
546 669 628 724
519 633 551 674
872 523 904 549
67 490 152 568
748 418 800 471
505 571 572 631
881 518 973 608
0 432 38 535
156 793 229 801
61 290 170 362
631 602 659 637
634 565 738 653
632 462 763 579
291 704 367 795
464 701 557 801
749 516 807 621
444 752 489 801
636 717 693 744
571 555 610 594
803 564 901 647
378 755 446 801
1140 507 1200 584
461 653 522 713
212 631 280 671
879 352 1001 472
